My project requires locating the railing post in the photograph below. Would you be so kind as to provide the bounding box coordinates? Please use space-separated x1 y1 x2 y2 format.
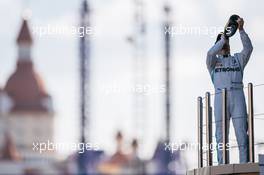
205 92 212 166
222 88 229 164
197 97 203 168
248 83 255 163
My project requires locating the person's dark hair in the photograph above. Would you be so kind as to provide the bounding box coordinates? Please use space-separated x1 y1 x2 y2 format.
116 131 123 140
131 139 138 148
215 32 229 44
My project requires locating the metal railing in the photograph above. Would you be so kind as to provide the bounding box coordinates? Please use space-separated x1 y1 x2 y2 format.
197 82 261 167
197 97 203 168
248 83 255 163
222 88 229 164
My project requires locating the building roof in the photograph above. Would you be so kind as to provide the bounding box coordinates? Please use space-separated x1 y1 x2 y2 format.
4 61 50 112
16 19 33 45
4 19 51 113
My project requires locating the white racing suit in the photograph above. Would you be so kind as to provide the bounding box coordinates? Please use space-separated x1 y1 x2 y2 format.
206 29 253 164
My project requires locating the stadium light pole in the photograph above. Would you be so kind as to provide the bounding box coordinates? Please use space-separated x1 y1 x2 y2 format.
164 3 172 142
79 0 91 174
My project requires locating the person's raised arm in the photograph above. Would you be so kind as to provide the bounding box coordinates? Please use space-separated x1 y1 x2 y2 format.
237 18 253 68
206 35 226 72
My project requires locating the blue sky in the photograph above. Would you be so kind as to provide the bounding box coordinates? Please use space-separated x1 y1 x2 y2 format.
1 0 264 168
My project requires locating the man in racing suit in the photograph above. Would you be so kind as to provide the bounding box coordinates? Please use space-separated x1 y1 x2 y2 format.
206 17 253 164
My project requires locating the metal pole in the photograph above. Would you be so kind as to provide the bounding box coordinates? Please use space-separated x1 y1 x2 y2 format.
79 1 90 174
80 0 90 144
222 88 229 164
248 83 255 163
197 97 203 168
205 92 212 166
164 4 171 142
131 0 147 142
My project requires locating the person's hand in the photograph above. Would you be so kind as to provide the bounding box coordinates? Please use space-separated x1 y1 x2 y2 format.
237 17 244 31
